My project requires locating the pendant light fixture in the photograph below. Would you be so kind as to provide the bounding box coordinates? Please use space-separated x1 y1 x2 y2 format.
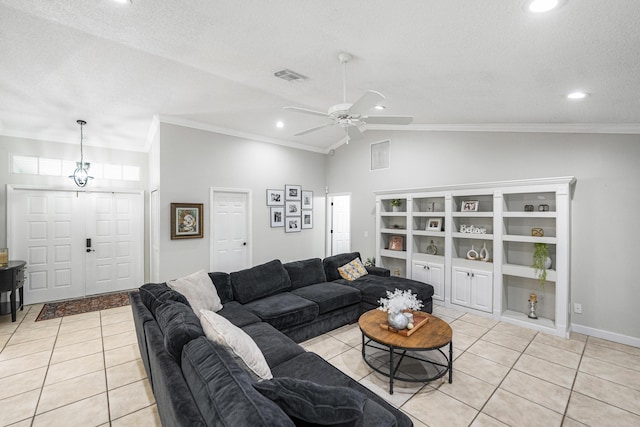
69 119 93 187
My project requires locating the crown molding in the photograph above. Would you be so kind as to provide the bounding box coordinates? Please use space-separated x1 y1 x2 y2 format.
157 115 330 154
365 123 640 134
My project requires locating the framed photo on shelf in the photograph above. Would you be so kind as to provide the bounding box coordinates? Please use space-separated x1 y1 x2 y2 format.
285 184 302 201
270 207 284 227
285 217 301 233
170 203 204 239
301 190 313 209
266 189 284 206
389 235 404 251
302 211 313 229
285 201 301 216
461 200 479 212
426 218 442 231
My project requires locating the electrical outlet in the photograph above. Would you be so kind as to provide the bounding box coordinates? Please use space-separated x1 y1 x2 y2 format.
574 303 583 314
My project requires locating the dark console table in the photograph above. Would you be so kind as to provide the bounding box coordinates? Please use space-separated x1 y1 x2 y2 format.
0 260 27 322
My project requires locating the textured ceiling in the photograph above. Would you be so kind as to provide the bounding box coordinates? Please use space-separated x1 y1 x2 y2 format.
1 0 639 152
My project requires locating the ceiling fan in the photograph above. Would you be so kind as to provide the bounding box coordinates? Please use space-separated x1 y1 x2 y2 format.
284 52 413 142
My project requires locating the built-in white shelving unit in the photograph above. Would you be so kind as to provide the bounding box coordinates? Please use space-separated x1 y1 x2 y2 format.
375 177 576 338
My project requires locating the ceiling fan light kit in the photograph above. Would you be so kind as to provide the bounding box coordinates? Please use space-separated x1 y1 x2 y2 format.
284 52 413 142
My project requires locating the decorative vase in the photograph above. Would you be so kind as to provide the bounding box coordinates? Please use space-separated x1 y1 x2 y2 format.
388 311 409 330
545 257 552 269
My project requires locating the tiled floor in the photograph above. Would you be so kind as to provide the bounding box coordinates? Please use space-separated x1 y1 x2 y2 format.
1 304 639 426
0 304 160 427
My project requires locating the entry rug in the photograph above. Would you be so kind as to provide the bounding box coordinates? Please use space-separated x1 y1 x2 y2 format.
35 291 134 321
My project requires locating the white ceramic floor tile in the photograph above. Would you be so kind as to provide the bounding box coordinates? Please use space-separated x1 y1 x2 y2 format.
483 389 563 427
583 342 640 371
453 352 510 386
0 389 40 426
500 369 571 414
301 334 351 360
36 370 106 414
524 341 581 369
45 352 104 386
579 355 640 391
403 388 478 427
573 371 640 415
103 330 138 351
111 404 162 427
106 358 147 390
49 338 103 365
0 336 55 362
431 369 496 410
513 354 577 389
108 379 155 420
467 340 521 367
104 343 142 368
0 367 47 400
566 391 640 426
32 393 109 427
326 347 373 381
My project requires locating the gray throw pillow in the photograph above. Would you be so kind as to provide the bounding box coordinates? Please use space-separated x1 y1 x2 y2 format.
253 377 366 426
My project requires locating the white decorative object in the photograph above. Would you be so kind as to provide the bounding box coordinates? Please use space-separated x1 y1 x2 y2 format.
378 288 424 330
467 245 479 260
479 243 490 262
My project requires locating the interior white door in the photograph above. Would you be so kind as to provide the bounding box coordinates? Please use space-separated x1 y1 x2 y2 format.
150 190 160 282
9 188 143 304
84 192 143 296
211 191 249 272
10 190 85 303
330 195 351 255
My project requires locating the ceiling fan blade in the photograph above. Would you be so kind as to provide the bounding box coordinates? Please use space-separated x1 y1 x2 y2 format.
362 115 414 125
348 90 385 115
346 125 363 140
284 106 330 117
293 122 334 136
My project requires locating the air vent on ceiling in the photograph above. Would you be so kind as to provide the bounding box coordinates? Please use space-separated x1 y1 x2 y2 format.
274 69 308 82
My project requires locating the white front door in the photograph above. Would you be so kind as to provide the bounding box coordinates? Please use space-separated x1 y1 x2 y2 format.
84 192 143 296
329 194 351 256
9 188 143 304
211 189 250 272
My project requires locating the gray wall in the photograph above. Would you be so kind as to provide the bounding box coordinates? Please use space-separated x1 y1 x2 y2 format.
325 130 640 341
156 123 326 281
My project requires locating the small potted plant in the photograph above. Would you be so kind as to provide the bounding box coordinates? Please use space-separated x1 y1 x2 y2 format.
390 199 402 212
532 243 552 287
378 289 423 330
363 257 375 267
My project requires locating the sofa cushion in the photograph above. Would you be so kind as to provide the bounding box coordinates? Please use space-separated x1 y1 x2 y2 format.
155 301 204 362
243 292 319 330
253 377 366 426
217 301 262 327
323 252 362 282
182 337 294 427
337 257 369 281
208 271 233 304
167 270 222 316
139 283 191 317
283 258 327 289
231 259 292 304
272 352 412 427
291 282 361 314
338 275 434 307
242 322 305 368
200 309 273 380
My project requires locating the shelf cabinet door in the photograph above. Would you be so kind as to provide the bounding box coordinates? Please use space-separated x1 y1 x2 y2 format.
451 267 471 307
412 261 444 301
470 270 493 313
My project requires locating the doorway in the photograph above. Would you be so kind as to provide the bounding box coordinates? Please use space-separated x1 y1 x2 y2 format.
210 188 251 272
8 187 144 304
327 194 351 256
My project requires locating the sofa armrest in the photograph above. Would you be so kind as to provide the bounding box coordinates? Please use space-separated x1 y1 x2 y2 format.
366 266 390 277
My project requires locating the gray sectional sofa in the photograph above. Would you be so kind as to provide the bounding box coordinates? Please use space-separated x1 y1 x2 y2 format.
131 252 435 426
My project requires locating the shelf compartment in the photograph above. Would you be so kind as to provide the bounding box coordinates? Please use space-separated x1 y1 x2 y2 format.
452 194 493 214
413 230 445 238
500 310 556 334
412 253 444 264
413 196 445 214
503 216 556 238
412 235 445 257
452 232 494 240
503 263 557 282
503 192 556 214
413 211 446 218
503 275 555 323
503 212 557 218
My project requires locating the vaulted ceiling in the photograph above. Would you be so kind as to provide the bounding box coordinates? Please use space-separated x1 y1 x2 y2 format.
1 0 639 153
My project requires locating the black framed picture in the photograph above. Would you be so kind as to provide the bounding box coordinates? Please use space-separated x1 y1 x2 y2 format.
285 184 302 201
285 216 301 232
270 207 284 227
266 189 284 206
302 211 313 229
285 201 301 216
302 190 313 209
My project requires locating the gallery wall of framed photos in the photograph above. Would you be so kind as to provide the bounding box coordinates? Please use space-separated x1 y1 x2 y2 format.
266 185 313 233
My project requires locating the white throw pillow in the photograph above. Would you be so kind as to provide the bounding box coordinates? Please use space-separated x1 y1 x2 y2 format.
167 270 223 316
199 309 273 380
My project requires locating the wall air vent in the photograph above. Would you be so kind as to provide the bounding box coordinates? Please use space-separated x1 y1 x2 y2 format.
274 69 308 82
371 140 390 171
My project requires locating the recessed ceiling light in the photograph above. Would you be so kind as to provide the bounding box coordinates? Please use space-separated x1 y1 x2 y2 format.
527 0 562 13
276 121 284 129
567 91 588 100
113 0 132 4
374 105 386 110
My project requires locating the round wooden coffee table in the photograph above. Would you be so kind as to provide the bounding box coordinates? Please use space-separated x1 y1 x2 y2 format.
358 309 453 394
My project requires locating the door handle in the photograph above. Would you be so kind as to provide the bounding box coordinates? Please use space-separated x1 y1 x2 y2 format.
243 242 247 246
86 238 95 253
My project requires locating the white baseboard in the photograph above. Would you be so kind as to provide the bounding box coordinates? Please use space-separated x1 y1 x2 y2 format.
571 323 640 348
